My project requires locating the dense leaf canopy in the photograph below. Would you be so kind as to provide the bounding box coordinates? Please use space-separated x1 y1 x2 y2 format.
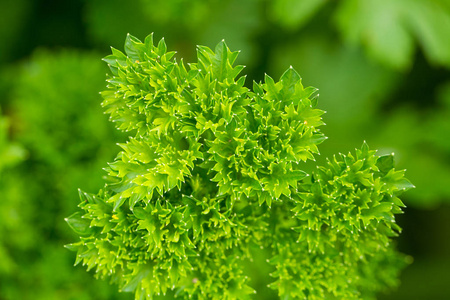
67 34 413 299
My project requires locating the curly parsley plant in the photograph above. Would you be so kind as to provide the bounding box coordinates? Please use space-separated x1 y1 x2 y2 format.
66 33 414 300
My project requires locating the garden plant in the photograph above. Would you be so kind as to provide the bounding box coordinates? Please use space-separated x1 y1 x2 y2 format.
0 51 128 300
66 34 414 299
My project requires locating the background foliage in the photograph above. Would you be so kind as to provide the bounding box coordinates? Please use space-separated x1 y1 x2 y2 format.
0 0 449 299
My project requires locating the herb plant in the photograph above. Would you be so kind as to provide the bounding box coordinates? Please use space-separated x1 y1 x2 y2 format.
0 51 128 300
67 34 414 299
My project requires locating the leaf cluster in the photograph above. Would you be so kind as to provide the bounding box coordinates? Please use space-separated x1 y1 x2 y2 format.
67 34 413 299
0 51 129 300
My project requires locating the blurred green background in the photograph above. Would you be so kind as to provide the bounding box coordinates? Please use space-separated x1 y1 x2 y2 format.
0 0 449 299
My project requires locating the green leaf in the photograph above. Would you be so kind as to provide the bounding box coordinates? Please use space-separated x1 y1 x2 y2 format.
124 33 142 61
264 73 279 101
369 202 394 219
285 170 308 188
212 40 228 81
280 66 301 97
377 154 394 174
65 212 92 236
394 178 415 192
144 33 154 53
132 206 147 220
121 264 152 292
157 37 167 55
